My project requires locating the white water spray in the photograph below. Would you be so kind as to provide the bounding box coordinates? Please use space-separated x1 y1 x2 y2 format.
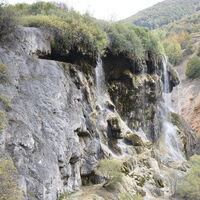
160 57 184 161
95 55 106 102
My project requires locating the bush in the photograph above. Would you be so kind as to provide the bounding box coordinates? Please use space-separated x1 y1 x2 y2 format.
0 156 22 200
186 55 200 79
21 14 108 59
16 2 108 60
95 159 123 186
104 23 144 60
14 2 164 64
0 2 16 40
176 155 200 200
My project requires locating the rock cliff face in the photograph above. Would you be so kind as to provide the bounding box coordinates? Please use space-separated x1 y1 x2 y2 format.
0 27 196 200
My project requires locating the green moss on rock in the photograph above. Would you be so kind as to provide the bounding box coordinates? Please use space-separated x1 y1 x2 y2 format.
0 156 23 200
0 111 7 132
0 94 12 108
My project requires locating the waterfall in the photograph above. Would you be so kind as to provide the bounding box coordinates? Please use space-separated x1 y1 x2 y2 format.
95 55 106 103
163 57 172 115
159 57 184 161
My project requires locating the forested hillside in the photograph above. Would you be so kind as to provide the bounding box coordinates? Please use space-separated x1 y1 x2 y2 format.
123 0 200 29
164 11 200 33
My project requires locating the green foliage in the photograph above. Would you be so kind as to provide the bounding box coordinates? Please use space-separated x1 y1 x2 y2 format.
14 2 108 59
165 12 200 33
12 2 163 63
95 159 123 185
176 155 200 200
186 55 200 79
0 95 12 108
0 156 22 200
21 14 108 59
104 23 144 60
163 40 183 65
0 1 16 40
104 23 163 61
123 0 200 30
0 111 7 132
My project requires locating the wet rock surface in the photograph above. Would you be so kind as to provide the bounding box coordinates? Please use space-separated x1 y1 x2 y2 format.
0 27 196 200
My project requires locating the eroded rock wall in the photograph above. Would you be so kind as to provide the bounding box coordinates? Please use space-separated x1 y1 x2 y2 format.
0 27 196 200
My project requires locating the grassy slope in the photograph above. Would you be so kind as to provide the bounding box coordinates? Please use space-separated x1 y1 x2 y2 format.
123 0 200 29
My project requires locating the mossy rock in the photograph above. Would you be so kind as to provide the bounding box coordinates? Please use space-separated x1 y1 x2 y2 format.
108 140 122 155
153 174 165 188
170 112 182 127
134 175 146 187
0 63 8 74
0 63 9 84
0 94 12 109
0 110 7 132
168 65 180 91
124 134 144 146
0 155 23 200
121 158 136 174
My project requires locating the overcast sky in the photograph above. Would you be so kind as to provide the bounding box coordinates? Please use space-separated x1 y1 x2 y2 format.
7 0 164 20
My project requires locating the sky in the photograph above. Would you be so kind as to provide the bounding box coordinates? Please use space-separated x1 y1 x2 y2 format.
7 0 164 21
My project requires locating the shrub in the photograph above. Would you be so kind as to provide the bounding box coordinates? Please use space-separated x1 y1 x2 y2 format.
0 156 22 200
186 55 200 79
176 155 200 200
104 23 144 60
95 159 123 186
0 1 16 41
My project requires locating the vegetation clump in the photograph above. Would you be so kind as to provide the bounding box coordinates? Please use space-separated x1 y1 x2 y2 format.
0 94 12 108
0 1 16 41
0 155 22 200
95 159 123 187
186 55 200 79
7 2 164 64
176 155 200 200
104 23 163 62
0 63 8 75
0 110 7 132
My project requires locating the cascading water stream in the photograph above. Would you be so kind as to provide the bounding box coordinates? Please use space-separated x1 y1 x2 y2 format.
160 57 184 161
95 55 106 103
95 55 108 128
